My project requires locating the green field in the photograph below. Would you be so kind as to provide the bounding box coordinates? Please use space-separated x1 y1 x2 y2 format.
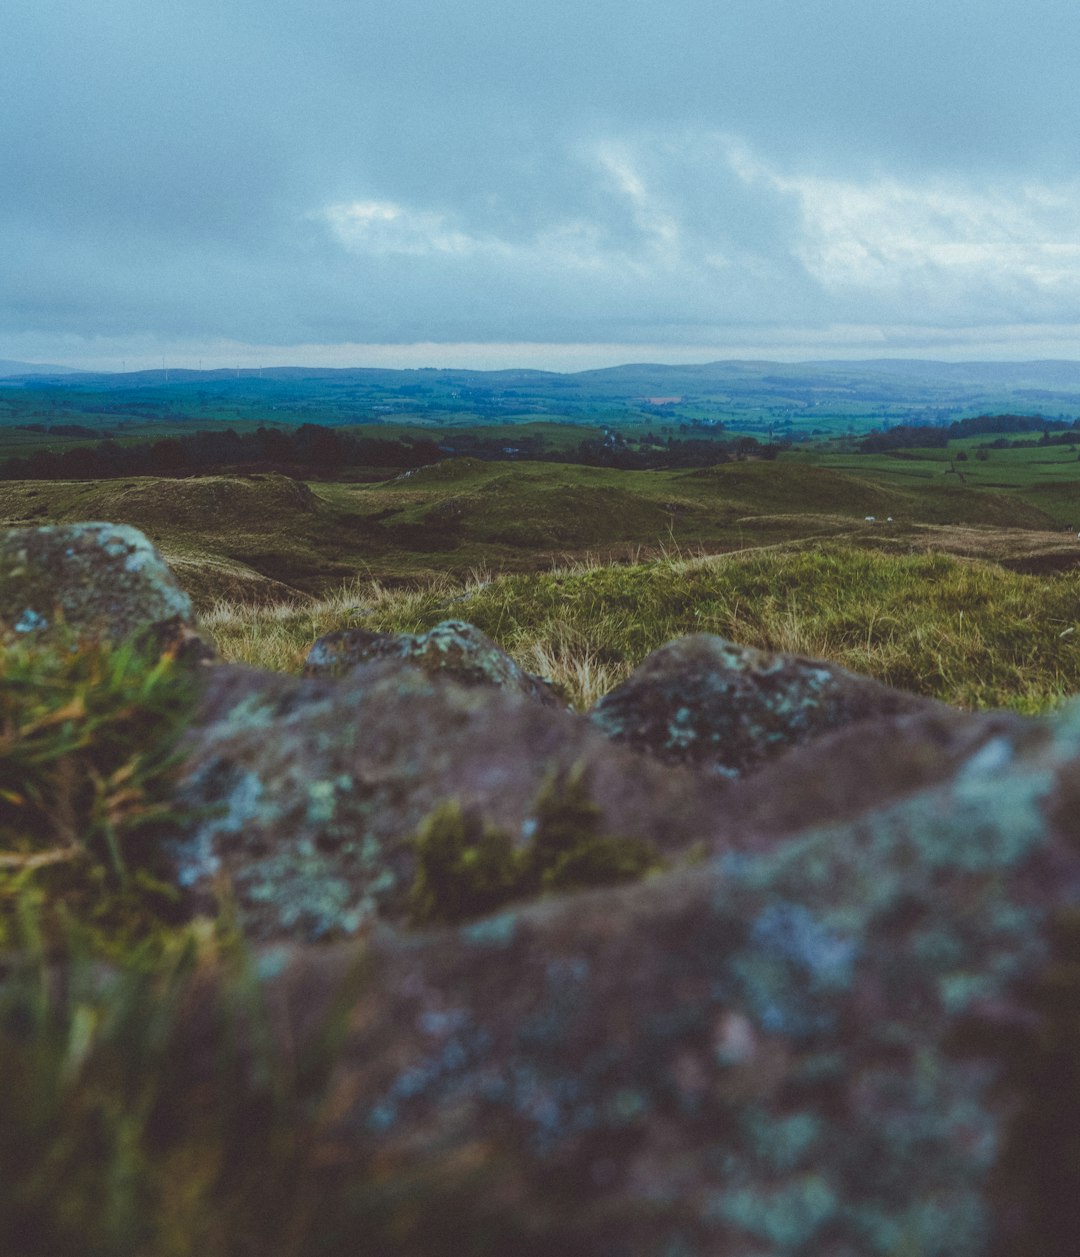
789 439 1080 528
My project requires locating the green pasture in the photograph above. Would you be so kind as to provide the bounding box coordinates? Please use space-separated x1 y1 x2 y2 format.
787 439 1080 527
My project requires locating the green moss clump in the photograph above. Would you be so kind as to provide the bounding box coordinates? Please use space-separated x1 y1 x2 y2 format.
0 634 199 955
525 763 660 892
406 800 522 926
408 764 662 925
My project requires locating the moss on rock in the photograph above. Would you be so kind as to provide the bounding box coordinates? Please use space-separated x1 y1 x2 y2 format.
408 764 663 925
589 632 937 777
303 618 565 706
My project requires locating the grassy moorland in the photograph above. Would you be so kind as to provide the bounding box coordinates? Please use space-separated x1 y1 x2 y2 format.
201 544 1080 713
4 453 1080 712
0 455 1070 596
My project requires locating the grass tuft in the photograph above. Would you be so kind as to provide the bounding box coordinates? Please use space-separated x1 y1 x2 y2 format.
0 635 199 955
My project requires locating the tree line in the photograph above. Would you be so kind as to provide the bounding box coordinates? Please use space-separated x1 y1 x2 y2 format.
859 413 1079 453
0 424 784 481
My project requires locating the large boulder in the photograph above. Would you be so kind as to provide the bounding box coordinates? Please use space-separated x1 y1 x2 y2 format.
589 634 938 777
0 522 207 656
303 618 563 706
176 694 1080 1256
169 658 1039 946
168 660 729 940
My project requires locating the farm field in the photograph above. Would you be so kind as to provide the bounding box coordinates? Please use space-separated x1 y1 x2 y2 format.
788 439 1080 529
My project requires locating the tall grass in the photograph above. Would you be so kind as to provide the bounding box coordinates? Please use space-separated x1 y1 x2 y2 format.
201 545 1080 713
0 636 198 954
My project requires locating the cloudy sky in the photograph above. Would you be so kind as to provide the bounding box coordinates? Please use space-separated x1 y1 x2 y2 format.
5 0 1080 371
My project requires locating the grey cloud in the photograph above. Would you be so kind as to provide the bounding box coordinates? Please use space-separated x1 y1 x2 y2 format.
5 0 1080 357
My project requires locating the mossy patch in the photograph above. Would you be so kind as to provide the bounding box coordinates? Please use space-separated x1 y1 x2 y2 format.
408 764 662 925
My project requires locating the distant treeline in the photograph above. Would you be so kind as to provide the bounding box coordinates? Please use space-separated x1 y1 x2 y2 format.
859 413 1079 453
0 424 783 481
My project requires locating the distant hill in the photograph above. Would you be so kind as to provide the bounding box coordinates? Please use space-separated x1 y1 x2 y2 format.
9 357 1080 437
0 359 82 378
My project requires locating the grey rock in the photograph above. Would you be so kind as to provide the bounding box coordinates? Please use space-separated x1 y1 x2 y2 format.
708 702 1048 847
179 694 1080 1256
0 521 209 657
304 618 564 706
589 634 937 777
169 660 729 940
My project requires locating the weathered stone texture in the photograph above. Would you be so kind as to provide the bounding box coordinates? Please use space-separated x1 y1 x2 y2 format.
227 697 1080 1255
170 660 728 939
589 634 938 777
0 521 204 655
304 618 564 706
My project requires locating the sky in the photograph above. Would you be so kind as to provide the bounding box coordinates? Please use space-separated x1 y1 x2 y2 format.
5 0 1080 372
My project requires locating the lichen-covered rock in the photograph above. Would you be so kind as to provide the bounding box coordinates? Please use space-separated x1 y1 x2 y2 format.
168 660 729 939
0 522 208 657
589 634 937 777
708 702 1048 846
303 619 563 706
191 694 1080 1255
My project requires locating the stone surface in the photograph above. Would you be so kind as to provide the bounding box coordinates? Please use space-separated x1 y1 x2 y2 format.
303 618 564 706
169 660 729 939
589 634 938 777
185 695 1080 1256
707 702 1048 847
0 522 207 656
169 628 1042 947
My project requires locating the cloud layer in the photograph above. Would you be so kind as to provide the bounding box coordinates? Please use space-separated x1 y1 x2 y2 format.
5 0 1080 367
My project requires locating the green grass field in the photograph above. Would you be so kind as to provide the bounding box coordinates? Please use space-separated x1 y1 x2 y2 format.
202 543 1080 714
788 440 1080 527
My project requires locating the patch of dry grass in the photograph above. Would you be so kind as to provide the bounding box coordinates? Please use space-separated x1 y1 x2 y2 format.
199 544 1080 713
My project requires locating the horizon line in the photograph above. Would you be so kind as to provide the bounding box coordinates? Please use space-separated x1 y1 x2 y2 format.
10 351 1080 380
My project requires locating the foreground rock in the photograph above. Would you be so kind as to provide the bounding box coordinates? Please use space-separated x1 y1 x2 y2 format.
590 634 938 777
170 660 729 938
177 696 1080 1256
171 655 1043 946
304 618 563 706
0 521 208 657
